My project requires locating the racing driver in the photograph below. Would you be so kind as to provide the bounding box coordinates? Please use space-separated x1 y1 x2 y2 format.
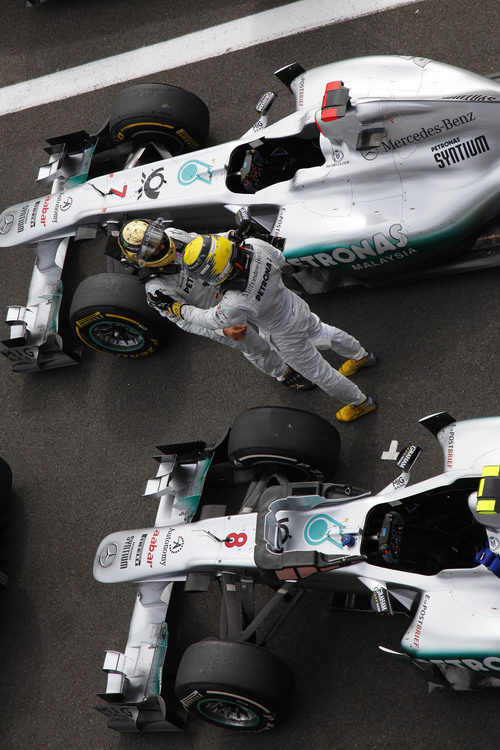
165 233 377 422
117 219 314 390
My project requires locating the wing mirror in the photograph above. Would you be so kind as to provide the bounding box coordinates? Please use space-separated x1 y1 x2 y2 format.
381 444 422 493
242 92 277 137
255 91 277 116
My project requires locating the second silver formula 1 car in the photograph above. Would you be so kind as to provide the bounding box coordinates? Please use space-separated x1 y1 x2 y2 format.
0 55 498 371
94 407 500 733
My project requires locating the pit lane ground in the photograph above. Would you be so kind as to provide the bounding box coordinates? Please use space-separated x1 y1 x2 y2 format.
0 1 498 748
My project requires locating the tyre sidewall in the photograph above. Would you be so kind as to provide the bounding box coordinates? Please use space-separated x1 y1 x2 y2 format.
111 117 201 153
109 83 209 151
71 305 161 357
228 406 340 479
175 638 293 730
179 687 276 731
229 449 327 480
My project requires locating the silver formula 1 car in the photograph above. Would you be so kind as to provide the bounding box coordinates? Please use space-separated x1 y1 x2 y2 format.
94 406 500 733
0 55 499 371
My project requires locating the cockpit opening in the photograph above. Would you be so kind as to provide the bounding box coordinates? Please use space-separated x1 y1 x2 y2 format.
226 135 325 194
361 480 487 575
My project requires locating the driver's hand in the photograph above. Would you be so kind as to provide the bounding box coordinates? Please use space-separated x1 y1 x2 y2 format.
147 290 184 318
223 325 247 341
147 289 173 310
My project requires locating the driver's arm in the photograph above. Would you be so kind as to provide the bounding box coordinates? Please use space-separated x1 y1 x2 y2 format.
148 292 229 336
180 297 249 330
166 311 223 336
253 237 286 268
144 277 217 335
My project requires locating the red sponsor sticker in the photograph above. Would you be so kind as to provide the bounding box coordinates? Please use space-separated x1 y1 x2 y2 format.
147 529 160 567
40 195 51 227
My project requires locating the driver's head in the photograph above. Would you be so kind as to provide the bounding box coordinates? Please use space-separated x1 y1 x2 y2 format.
182 234 235 285
118 219 176 268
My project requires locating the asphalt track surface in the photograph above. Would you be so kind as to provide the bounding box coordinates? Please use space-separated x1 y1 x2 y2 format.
0 1 498 748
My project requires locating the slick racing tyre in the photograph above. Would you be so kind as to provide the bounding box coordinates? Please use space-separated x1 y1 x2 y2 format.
227 406 340 480
108 83 210 154
69 273 166 358
175 638 294 731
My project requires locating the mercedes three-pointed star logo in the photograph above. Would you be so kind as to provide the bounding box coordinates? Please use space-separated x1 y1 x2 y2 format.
0 213 15 234
361 148 379 161
99 542 118 567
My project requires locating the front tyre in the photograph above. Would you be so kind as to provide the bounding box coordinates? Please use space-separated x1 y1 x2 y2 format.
72 310 161 357
175 638 294 731
108 83 209 153
69 273 166 358
228 406 340 480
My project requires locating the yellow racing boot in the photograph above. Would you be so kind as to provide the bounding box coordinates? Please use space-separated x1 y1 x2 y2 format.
339 352 377 377
336 397 376 423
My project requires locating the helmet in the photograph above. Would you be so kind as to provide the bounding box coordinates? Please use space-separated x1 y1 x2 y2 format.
183 234 235 285
118 219 176 268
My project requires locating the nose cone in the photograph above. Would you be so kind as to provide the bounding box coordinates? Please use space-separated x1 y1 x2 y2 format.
94 534 121 582
0 190 80 248
93 528 162 583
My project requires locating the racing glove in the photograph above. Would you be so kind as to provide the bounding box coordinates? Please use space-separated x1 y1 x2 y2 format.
147 290 184 319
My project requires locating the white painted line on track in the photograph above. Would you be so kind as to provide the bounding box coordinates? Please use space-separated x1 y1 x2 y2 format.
0 0 421 116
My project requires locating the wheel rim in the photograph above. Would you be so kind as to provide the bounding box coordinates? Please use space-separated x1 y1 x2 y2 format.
88 321 145 352
116 127 189 155
197 697 260 728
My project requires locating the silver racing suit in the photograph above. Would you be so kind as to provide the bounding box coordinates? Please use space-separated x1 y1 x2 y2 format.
145 229 287 380
180 237 367 404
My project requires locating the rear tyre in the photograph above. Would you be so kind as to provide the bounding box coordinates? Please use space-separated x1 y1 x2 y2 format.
69 273 166 357
227 406 340 480
108 83 210 153
175 638 294 731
